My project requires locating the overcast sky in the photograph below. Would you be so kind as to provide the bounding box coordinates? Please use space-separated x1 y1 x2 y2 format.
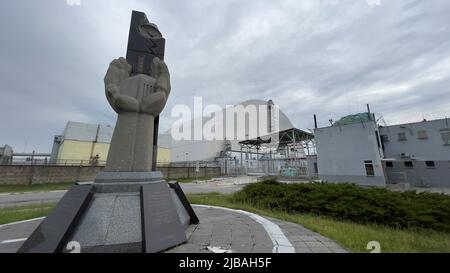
1 0 450 152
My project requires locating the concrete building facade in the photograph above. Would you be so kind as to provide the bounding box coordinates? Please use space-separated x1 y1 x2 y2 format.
314 114 450 188
314 117 386 187
379 118 450 187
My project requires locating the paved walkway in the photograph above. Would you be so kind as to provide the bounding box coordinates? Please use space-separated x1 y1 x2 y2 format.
0 206 349 253
167 206 275 253
268 217 349 253
167 206 349 253
0 218 42 253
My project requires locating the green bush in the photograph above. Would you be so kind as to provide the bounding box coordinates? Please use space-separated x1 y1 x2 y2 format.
231 181 450 232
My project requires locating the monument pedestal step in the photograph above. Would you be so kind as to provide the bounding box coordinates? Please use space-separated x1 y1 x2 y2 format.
18 172 199 253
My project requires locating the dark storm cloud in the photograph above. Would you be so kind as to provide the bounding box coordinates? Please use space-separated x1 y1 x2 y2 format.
0 0 449 152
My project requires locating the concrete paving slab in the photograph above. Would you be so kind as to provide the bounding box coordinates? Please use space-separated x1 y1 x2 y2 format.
0 205 349 254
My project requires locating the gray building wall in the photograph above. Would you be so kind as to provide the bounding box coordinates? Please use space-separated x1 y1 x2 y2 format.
380 118 450 187
379 118 450 160
383 160 450 188
314 121 385 187
171 139 226 162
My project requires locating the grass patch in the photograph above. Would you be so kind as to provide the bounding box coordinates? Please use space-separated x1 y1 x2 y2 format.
232 180 450 232
187 192 450 253
0 203 56 225
0 182 74 194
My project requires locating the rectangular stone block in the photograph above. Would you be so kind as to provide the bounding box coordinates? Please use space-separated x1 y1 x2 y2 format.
18 185 94 253
141 182 187 253
169 182 199 224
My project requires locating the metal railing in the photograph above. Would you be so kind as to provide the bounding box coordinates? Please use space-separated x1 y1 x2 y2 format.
6 158 221 168
9 158 107 166
218 157 315 178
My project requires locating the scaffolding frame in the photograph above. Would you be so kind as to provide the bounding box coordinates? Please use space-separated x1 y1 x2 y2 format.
231 128 316 176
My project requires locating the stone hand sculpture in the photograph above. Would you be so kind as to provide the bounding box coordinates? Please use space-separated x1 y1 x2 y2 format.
103 57 171 173
104 57 171 116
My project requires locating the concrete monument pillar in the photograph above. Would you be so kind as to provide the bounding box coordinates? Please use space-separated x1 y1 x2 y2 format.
18 11 198 254
103 57 170 172
94 10 172 192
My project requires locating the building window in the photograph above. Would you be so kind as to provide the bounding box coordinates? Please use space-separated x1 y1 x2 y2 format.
364 160 375 176
404 161 413 168
417 130 428 140
314 163 318 174
398 132 407 141
440 128 450 145
381 135 389 142
425 161 435 168
385 161 394 168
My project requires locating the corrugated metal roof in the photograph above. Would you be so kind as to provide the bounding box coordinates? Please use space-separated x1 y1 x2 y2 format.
97 125 115 143
63 121 113 143
158 133 173 148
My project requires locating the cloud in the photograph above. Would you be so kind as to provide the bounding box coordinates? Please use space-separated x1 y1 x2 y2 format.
0 0 449 152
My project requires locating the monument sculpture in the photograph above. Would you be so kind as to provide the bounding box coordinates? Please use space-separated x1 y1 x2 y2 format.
18 10 198 253
103 10 168 173
103 57 169 172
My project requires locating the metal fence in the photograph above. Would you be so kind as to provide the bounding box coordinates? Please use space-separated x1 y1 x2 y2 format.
219 157 311 178
7 157 316 180
7 158 221 169
9 158 107 166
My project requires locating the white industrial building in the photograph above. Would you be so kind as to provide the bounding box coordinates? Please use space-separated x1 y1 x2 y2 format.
314 115 385 187
380 118 450 187
314 111 450 188
161 99 320 177
167 99 296 163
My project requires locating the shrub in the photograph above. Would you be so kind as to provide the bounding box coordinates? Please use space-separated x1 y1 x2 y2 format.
231 181 450 232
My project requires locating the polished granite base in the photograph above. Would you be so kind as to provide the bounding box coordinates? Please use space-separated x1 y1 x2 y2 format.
17 172 198 253
17 184 94 253
69 192 143 252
